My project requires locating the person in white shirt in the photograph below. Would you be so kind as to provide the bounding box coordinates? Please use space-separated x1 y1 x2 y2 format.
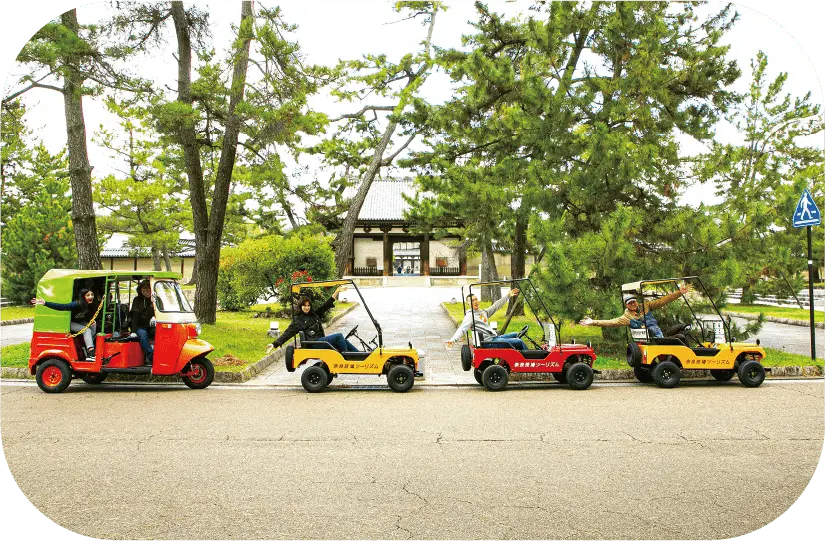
445 289 525 350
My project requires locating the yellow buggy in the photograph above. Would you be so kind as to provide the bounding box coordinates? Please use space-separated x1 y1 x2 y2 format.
624 276 767 388
284 279 420 393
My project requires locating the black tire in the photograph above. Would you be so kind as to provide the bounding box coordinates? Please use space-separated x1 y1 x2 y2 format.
626 342 642 367
482 364 508 392
285 345 295 372
387 364 415 393
738 360 765 388
182 357 215 389
633 366 653 383
35 358 72 393
652 360 680 389
473 368 483 385
460 344 472 372
552 371 567 384
710 369 735 382
80 372 108 385
566 363 594 390
301 365 328 393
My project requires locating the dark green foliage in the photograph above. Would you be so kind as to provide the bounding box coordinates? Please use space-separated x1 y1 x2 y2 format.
217 232 335 311
1 176 77 302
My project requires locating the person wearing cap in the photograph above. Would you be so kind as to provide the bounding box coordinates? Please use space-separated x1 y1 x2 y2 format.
578 284 693 338
129 279 156 364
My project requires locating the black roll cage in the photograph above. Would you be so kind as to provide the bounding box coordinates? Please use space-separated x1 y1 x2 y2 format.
623 275 732 347
290 279 383 348
461 278 561 350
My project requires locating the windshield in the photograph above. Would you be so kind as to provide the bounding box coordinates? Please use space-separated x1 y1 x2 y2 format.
153 281 193 313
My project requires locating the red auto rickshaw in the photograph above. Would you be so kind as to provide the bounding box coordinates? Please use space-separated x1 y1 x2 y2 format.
29 269 215 393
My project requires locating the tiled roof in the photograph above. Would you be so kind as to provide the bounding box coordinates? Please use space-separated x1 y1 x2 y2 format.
348 178 417 222
101 238 196 258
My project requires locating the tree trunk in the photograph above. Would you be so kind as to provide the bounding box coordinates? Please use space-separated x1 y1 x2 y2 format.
480 238 501 302
162 244 173 271
151 244 162 271
508 213 527 316
172 1 253 323
333 120 398 276
61 10 101 270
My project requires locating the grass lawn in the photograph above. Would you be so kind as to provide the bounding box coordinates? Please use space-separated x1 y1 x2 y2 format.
726 304 824 324
0 302 354 372
1 305 34 321
443 302 823 369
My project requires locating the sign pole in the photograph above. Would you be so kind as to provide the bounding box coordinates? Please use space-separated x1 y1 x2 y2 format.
807 225 816 361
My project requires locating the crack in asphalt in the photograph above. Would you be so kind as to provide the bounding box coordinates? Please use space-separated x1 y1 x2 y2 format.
748 427 770 440
401 481 428 505
623 432 652 444
393 514 413 540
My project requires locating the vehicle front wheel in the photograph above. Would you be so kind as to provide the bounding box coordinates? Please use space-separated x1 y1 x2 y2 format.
460 345 472 372
633 366 653 383
652 360 681 389
473 368 483 385
182 357 215 389
301 365 328 393
36 358 72 393
80 372 108 385
738 360 765 388
710 369 735 382
387 364 415 393
482 364 508 391
566 363 594 390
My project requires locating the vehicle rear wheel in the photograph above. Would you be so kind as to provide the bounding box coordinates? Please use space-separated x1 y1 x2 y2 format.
301 365 328 393
460 345 472 372
35 359 72 393
182 357 215 389
473 368 483 385
710 369 735 382
738 360 765 388
633 366 653 383
652 360 680 388
626 342 642 367
387 364 415 393
566 363 594 390
482 364 508 392
552 371 567 384
80 372 108 385
285 345 295 372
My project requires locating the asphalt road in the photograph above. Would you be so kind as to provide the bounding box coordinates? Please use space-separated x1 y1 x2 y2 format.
1 380 822 539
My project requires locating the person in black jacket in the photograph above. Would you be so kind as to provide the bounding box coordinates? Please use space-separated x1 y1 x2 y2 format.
129 279 156 364
265 286 358 354
32 288 101 359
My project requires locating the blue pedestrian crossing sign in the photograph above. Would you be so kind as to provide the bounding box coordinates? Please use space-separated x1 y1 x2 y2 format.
793 189 821 227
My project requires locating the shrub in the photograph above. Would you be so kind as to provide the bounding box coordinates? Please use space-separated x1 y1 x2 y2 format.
216 232 335 310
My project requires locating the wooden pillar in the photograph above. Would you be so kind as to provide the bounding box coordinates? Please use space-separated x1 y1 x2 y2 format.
346 236 354 275
381 225 392 276
459 240 467 276
133 257 138 271
422 232 430 276
181 258 185 276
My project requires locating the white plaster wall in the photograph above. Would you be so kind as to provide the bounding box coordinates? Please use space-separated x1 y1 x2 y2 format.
429 240 458 267
354 237 385 269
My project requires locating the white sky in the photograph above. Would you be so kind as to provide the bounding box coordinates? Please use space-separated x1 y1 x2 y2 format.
4 0 825 224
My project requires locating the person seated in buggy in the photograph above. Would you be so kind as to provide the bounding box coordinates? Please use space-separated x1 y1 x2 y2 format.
265 285 358 354
445 288 525 350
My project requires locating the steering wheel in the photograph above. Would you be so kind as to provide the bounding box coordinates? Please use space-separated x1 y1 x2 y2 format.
345 325 359 339
517 325 529 338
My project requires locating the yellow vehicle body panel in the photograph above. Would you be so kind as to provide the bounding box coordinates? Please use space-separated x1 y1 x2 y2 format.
293 347 419 375
640 342 766 370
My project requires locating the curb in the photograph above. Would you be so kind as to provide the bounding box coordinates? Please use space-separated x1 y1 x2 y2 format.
1 318 34 326
0 303 360 383
723 310 824 329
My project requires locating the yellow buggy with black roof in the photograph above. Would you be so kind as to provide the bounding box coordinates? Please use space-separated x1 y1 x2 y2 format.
624 276 767 388
284 279 420 393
